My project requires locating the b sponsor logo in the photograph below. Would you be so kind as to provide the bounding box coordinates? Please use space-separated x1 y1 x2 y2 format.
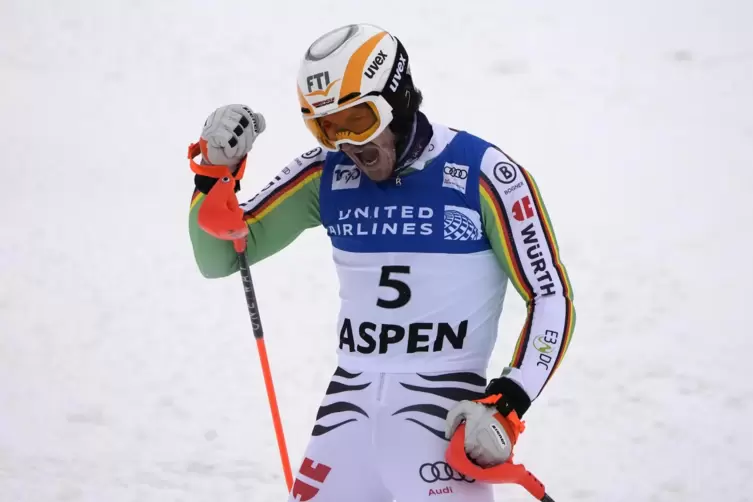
444 206 483 241
339 319 467 354
291 457 332 501
419 462 475 483
512 195 534 221
332 164 361 190
389 52 407 92
364 50 388 78
535 330 560 370
493 161 517 185
442 162 469 193
301 147 323 159
520 223 556 297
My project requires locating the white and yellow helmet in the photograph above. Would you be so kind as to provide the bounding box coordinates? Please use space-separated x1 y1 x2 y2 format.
297 24 417 151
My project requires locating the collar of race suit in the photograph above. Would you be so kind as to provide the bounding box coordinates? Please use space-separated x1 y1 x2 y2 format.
395 111 433 174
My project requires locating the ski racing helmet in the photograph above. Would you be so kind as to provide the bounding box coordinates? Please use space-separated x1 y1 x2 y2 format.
297 23 418 151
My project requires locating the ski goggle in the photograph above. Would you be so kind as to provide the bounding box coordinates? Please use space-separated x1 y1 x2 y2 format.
304 96 393 151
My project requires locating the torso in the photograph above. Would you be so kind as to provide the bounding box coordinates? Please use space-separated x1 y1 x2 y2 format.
318 125 509 372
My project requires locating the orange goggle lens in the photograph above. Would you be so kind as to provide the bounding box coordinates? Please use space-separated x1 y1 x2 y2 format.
305 102 382 149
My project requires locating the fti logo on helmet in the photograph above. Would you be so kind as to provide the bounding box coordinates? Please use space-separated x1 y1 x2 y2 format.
306 71 340 99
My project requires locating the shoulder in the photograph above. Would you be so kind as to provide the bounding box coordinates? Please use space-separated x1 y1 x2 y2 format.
266 146 328 185
432 124 500 165
476 144 542 225
478 144 528 194
276 146 328 186
273 145 329 186
289 146 329 171
239 146 327 211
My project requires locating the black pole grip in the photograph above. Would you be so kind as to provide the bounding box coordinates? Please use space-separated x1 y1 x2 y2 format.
236 251 264 340
542 494 554 502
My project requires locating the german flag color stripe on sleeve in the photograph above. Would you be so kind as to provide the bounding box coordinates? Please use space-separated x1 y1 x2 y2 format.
479 173 534 301
520 169 574 298
190 190 204 211
520 169 575 378
244 162 323 223
510 304 534 368
478 144 576 402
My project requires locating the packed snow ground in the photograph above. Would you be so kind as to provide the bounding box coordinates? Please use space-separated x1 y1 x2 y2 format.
1 0 752 501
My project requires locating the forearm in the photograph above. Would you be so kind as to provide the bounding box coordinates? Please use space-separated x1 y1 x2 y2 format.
189 190 241 278
189 152 325 278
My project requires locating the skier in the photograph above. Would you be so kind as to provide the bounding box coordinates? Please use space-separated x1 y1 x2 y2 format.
188 23 575 502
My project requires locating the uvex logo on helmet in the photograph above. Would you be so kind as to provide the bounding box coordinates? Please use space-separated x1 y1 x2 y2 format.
389 53 407 92
364 50 388 79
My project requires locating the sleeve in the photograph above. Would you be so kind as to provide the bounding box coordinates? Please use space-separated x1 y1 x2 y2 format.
189 148 326 278
478 146 576 404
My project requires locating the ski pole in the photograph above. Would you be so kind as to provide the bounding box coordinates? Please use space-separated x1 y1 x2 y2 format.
232 238 294 490
188 144 294 491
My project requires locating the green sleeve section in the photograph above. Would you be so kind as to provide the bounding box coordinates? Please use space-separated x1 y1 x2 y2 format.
189 174 322 278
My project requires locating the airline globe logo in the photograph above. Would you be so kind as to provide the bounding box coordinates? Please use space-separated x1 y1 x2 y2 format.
443 206 483 241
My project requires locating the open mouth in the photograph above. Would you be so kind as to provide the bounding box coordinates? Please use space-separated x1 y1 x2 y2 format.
354 146 380 168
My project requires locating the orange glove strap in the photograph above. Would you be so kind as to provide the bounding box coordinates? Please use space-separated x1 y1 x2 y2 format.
187 140 248 181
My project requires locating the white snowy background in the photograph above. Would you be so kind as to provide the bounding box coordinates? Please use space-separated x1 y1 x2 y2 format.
1 0 752 501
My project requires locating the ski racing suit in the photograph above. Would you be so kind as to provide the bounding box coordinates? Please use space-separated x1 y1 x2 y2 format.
189 121 575 502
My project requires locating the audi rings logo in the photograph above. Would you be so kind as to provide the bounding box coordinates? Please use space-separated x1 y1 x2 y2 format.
419 462 475 483
444 165 468 180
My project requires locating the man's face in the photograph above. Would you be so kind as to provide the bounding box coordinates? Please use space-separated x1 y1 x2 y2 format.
315 103 397 182
340 127 397 182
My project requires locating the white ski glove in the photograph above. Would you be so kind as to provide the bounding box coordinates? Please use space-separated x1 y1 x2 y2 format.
200 104 266 167
445 400 517 467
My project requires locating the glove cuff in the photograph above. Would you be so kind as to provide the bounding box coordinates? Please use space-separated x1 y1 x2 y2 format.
188 142 245 195
194 174 241 195
485 377 531 418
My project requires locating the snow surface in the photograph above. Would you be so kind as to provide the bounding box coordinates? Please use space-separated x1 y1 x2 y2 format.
1 0 752 500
